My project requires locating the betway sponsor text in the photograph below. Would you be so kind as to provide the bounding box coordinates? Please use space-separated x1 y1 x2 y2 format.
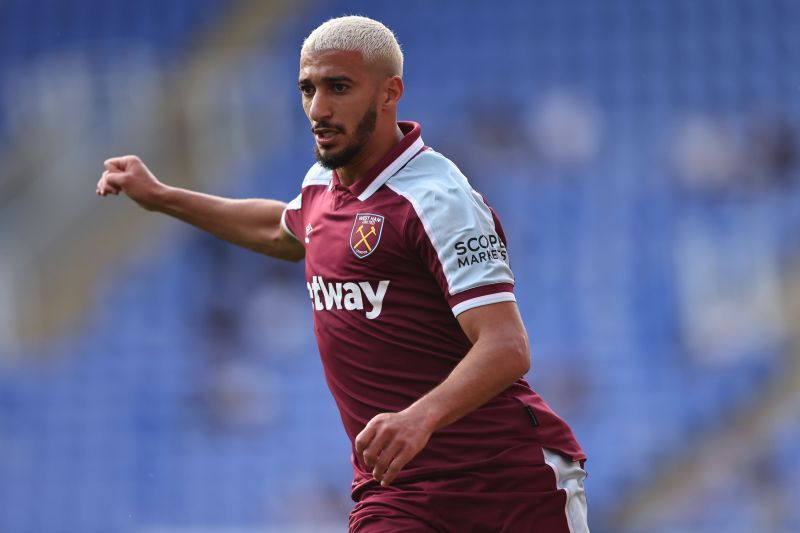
306 276 390 320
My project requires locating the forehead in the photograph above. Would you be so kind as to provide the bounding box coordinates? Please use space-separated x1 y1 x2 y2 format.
298 49 370 81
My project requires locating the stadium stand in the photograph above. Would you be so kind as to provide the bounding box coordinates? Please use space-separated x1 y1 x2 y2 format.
0 0 799 531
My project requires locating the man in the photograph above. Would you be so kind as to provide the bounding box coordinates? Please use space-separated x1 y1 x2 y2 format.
97 15 589 532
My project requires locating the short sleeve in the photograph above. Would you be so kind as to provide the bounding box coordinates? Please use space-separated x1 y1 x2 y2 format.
281 163 333 244
281 193 303 243
389 154 515 316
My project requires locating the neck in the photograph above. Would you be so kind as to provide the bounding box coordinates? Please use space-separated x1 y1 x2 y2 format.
336 122 404 186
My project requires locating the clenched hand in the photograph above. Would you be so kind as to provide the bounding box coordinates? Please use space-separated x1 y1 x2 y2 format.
354 409 434 487
96 155 166 210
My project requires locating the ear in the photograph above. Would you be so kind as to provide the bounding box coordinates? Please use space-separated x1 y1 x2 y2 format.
381 76 403 109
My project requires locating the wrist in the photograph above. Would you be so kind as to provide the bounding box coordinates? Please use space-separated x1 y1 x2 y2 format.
146 184 175 212
405 398 444 434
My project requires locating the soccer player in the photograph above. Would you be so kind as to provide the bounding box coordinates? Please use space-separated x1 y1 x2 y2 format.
96 16 589 532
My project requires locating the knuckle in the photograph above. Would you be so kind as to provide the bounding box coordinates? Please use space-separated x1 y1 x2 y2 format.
354 434 366 449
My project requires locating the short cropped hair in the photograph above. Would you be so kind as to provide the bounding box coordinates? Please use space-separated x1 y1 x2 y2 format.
301 16 403 77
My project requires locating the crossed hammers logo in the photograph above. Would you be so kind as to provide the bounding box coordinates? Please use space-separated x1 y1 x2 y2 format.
354 224 377 252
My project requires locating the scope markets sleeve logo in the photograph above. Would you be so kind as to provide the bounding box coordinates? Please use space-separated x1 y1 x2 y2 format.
350 213 384 259
454 233 508 267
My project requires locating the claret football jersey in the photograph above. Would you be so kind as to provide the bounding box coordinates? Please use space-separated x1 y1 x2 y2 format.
281 121 585 499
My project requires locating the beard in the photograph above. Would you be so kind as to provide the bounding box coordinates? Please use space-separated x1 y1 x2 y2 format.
314 106 378 170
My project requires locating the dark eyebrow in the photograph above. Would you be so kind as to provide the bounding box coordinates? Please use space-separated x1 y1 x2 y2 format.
298 75 355 86
322 76 354 84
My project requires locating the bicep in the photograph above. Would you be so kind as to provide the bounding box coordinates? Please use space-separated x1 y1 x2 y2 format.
456 301 527 344
457 301 530 376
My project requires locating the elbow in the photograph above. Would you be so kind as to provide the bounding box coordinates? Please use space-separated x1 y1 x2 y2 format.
500 332 530 380
515 332 531 377
481 330 530 381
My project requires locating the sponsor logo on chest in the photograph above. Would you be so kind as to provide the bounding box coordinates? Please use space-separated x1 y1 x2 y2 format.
306 275 389 320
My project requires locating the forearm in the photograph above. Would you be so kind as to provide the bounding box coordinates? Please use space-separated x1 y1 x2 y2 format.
406 335 530 433
97 155 304 261
156 186 302 261
354 302 529 486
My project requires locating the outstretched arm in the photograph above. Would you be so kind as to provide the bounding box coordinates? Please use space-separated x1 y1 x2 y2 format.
96 155 304 262
354 301 530 486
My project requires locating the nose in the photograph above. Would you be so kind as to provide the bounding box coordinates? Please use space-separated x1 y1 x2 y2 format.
308 91 333 123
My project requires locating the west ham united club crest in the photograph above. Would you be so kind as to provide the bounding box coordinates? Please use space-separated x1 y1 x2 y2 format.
350 213 384 259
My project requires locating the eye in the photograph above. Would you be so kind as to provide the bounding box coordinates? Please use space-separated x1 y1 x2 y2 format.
332 83 348 93
299 85 314 96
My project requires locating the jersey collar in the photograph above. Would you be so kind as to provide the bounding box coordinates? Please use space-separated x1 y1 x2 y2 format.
331 121 425 201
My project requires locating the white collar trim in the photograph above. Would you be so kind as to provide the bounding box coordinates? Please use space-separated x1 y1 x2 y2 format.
357 136 425 201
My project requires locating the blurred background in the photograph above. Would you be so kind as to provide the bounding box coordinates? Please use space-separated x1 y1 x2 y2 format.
1 0 799 531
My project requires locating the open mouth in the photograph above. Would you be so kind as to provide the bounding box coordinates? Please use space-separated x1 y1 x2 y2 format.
315 130 337 146
313 126 343 148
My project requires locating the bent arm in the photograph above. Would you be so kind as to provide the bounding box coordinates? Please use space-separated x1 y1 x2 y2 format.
406 300 530 430
355 301 530 486
96 155 304 262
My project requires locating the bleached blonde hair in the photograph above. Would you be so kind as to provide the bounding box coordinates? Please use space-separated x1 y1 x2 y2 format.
301 15 403 77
